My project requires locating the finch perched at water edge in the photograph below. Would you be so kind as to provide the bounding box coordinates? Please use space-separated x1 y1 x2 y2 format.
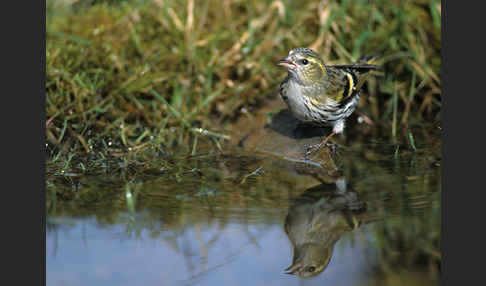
277 48 377 156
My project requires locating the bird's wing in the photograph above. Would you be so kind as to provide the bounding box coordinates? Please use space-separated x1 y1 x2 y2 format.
325 64 377 103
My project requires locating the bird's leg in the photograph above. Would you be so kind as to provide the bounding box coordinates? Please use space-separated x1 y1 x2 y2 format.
319 131 336 146
305 131 337 158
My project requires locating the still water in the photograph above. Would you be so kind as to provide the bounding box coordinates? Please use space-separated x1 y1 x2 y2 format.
46 114 441 286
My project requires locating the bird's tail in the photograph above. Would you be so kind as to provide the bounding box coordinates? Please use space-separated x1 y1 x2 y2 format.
356 54 381 65
351 54 380 91
330 55 379 94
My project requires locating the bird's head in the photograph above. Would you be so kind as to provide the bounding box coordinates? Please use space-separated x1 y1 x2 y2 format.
277 48 327 86
284 243 333 278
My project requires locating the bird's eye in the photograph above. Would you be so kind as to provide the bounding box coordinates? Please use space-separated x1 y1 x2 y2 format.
307 266 316 273
300 59 309 65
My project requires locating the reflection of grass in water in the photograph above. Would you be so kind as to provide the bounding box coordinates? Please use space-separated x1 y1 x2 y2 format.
341 138 441 280
370 189 440 278
46 141 441 281
45 154 307 226
46 0 441 172
117 214 272 283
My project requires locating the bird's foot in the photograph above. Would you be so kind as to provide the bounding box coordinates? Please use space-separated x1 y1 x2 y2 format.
304 143 322 158
325 142 338 154
304 141 337 158
304 131 338 159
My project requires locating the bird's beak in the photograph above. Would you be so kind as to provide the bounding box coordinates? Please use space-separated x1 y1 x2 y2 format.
284 263 302 275
277 57 297 70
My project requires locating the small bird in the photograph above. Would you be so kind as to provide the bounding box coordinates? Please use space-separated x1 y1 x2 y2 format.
277 48 377 156
283 178 366 278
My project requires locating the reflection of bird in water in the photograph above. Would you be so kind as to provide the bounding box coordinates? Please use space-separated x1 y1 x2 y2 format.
284 178 366 278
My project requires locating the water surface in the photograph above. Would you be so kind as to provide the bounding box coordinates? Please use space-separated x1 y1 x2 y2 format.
46 110 441 286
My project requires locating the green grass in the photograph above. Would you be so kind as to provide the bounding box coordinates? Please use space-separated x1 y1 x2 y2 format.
46 0 441 171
